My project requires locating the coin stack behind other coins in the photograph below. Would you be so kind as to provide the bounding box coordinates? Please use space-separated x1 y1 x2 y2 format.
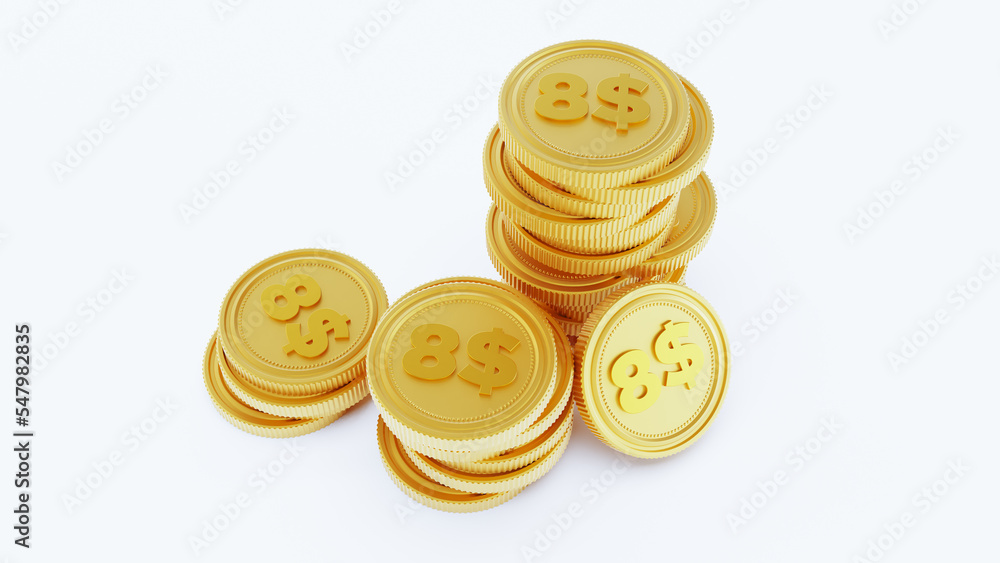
367 278 574 512
203 249 388 438
484 40 718 340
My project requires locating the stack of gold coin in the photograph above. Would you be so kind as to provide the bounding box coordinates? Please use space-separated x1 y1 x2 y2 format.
367 277 574 512
484 40 718 339
202 249 388 438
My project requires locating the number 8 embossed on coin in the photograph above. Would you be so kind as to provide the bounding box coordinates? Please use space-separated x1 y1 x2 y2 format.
368 278 559 457
575 281 729 459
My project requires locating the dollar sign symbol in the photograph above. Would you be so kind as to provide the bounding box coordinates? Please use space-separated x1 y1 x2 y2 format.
458 327 520 396
282 308 350 358
653 321 704 389
592 73 651 132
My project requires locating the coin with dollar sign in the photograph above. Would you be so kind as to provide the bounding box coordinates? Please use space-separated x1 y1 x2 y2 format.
574 281 730 458
217 249 388 397
367 278 560 459
499 40 691 193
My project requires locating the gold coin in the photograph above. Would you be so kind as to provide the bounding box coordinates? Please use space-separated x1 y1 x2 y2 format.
202 337 340 438
552 267 685 322
483 125 644 242
499 40 690 191
418 312 575 460
574 281 729 458
503 210 673 276
529 192 679 255
405 409 572 494
439 397 573 475
217 249 388 397
216 341 369 419
631 174 717 278
506 75 713 208
376 417 522 513
367 278 558 456
485 206 633 308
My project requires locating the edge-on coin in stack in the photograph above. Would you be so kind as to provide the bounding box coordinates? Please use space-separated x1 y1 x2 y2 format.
203 249 387 438
368 277 573 512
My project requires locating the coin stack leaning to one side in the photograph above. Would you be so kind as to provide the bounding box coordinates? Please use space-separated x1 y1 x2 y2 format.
484 40 718 340
367 277 574 512
203 249 388 438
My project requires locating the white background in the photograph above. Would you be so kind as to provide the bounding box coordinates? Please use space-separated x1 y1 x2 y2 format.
1 0 998 561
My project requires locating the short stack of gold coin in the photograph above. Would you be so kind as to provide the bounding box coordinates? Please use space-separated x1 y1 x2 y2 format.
202 249 387 438
483 40 718 339
367 278 574 512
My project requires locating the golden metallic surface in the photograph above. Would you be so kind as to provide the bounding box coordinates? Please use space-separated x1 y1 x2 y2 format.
202 337 340 438
218 249 388 397
503 210 673 276
486 206 633 308
483 125 643 242
506 76 712 207
631 174 717 278
440 398 573 475
574 281 729 458
551 267 685 322
367 278 558 455
216 341 369 419
405 409 572 494
499 40 690 192
528 191 679 255
377 417 523 513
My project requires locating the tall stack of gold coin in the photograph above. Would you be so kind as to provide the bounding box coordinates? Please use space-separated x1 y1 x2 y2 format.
203 249 387 438
484 40 718 339
367 278 574 512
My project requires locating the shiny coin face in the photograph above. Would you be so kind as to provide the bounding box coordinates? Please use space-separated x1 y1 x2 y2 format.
367 279 558 451
218 249 387 395
575 282 729 458
499 40 690 190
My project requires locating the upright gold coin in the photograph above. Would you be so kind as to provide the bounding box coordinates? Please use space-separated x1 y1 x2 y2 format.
499 40 690 191
367 278 558 456
574 282 729 458
202 337 340 438
217 249 388 396
376 417 522 513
